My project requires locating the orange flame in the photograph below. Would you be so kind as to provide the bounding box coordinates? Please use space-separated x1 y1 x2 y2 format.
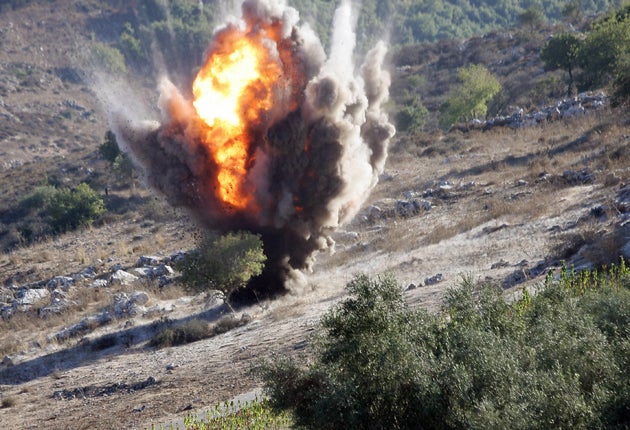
192 28 283 210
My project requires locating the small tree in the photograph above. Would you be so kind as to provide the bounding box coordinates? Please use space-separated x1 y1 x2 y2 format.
178 231 267 303
439 64 501 129
395 98 429 133
562 0 583 24
91 42 127 75
519 5 544 30
540 33 582 96
99 130 121 164
578 16 630 90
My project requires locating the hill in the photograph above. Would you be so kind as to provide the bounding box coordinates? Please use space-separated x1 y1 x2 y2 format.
1 1 630 428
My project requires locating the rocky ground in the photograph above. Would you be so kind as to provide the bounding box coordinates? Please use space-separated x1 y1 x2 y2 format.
2 109 630 428
2 2 630 429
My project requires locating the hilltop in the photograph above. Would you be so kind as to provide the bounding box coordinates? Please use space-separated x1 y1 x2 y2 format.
1 1 630 429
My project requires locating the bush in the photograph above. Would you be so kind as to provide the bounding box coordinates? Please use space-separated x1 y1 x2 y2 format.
150 319 212 348
48 183 106 232
395 99 429 133
91 43 127 75
439 64 501 130
260 268 630 429
20 185 57 211
178 232 266 302
99 130 121 164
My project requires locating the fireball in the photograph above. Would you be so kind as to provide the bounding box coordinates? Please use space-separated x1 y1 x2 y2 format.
192 27 284 210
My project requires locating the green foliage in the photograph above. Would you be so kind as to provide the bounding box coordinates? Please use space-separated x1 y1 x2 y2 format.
48 183 106 232
91 42 127 75
540 33 582 96
159 397 291 429
260 268 630 429
395 99 429 133
20 185 57 212
529 74 565 104
439 64 502 129
519 5 545 29
178 232 266 301
285 0 622 48
612 57 630 107
99 130 121 164
578 14 630 90
562 0 584 23
113 153 135 183
117 22 145 66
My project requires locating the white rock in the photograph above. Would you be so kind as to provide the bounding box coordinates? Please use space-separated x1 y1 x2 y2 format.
110 270 138 286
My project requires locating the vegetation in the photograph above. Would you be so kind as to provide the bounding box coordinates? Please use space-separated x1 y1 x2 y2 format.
90 42 127 75
439 65 501 129
47 183 106 232
150 315 252 349
177 232 267 302
540 33 581 96
154 397 292 430
149 319 212 348
19 182 106 234
288 0 624 49
260 267 630 429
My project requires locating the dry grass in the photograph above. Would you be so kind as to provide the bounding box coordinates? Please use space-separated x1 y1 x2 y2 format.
269 298 307 321
1 397 16 408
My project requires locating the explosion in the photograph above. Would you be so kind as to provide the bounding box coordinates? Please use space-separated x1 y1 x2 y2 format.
112 0 395 295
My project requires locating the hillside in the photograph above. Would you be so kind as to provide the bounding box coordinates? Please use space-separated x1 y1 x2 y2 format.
1 1 630 429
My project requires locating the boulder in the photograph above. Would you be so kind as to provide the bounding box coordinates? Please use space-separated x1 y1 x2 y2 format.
113 292 147 318
73 266 97 280
89 279 108 288
136 255 161 267
424 273 444 286
15 288 49 306
47 276 74 291
110 270 138 286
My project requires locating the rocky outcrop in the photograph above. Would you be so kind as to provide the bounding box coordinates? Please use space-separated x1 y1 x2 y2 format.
456 92 608 132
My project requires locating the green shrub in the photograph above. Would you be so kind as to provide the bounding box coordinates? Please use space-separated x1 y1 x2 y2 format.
439 64 501 130
48 183 106 232
260 268 630 429
395 99 429 133
178 232 266 302
20 185 57 211
99 130 121 164
91 42 127 75
161 397 291 429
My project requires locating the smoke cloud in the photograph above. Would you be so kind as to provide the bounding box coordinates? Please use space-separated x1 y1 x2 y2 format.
110 0 395 295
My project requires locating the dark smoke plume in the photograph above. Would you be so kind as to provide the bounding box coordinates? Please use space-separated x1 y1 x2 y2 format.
110 0 395 294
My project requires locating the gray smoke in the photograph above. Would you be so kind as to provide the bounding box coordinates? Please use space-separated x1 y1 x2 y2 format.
111 0 395 293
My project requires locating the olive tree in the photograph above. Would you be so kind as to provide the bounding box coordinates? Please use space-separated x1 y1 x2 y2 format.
178 231 267 303
540 33 581 96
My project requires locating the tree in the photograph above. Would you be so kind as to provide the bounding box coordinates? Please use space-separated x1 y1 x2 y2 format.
99 130 121 163
439 64 501 129
612 57 630 108
178 231 267 303
540 33 582 96
562 0 583 23
578 16 630 90
518 5 544 30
